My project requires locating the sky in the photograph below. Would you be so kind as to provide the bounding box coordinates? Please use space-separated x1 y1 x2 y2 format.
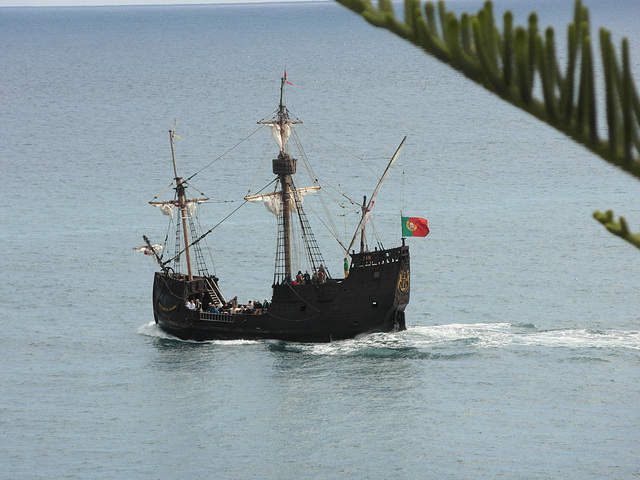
0 0 312 6
0 0 575 10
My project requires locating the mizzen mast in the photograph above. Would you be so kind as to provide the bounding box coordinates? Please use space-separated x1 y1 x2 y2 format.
346 136 407 255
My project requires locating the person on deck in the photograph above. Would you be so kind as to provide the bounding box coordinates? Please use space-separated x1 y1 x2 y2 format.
303 270 311 284
318 264 327 283
344 258 349 277
296 271 304 284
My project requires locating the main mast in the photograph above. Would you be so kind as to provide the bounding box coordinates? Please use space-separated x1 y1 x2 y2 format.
276 76 294 280
252 72 329 284
258 74 302 282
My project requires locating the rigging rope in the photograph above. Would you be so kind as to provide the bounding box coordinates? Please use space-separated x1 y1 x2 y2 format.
195 210 217 277
245 135 275 197
151 181 175 202
290 126 363 207
162 199 249 267
290 128 341 243
186 125 267 182
300 123 379 176
160 179 276 267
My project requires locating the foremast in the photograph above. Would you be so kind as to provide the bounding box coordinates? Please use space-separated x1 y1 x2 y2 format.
169 128 195 280
149 125 209 281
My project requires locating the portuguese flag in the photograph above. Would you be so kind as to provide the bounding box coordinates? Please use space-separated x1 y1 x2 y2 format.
402 216 429 237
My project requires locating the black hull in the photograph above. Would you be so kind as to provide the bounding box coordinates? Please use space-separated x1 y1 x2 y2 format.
152 246 410 342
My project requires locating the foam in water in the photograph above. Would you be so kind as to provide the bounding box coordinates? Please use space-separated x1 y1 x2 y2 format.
138 321 640 352
409 323 640 350
137 322 259 345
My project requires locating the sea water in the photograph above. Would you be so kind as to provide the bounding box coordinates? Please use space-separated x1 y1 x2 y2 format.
1 1 639 478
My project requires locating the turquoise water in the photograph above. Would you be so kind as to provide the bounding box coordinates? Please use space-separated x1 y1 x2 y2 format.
1 1 639 478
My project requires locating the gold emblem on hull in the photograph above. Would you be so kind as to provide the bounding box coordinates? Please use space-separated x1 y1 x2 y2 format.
397 269 410 294
157 301 178 312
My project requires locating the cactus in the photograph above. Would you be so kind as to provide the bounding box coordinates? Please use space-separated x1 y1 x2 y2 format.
335 0 640 250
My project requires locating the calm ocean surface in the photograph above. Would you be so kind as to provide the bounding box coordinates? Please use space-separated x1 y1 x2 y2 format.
2 0 640 478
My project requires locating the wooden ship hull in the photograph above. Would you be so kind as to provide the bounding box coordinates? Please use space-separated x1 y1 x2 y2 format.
153 246 410 342
142 73 418 343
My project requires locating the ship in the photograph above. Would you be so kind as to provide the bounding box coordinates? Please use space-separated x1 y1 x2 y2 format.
141 74 411 342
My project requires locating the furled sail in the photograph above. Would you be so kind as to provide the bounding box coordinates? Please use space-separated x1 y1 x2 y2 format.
149 197 209 219
245 186 321 216
134 243 163 255
262 122 291 150
155 204 175 218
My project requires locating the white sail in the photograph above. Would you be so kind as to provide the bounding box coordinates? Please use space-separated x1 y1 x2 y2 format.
134 244 163 255
346 136 407 254
264 122 291 150
186 201 198 216
245 186 321 216
246 193 282 216
150 197 208 219
156 204 175 218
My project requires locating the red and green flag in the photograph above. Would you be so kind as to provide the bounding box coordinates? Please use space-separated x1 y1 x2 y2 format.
402 216 429 237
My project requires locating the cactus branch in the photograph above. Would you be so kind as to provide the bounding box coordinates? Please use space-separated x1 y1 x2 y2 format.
335 0 640 249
